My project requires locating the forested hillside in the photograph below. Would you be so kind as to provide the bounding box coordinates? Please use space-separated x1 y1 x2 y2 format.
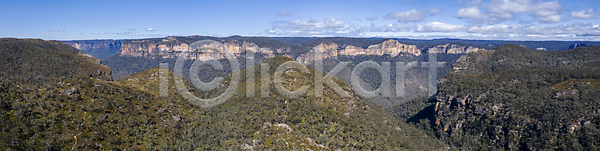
390 45 600 150
0 39 447 150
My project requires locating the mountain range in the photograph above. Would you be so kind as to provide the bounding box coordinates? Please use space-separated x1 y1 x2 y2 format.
2 37 600 150
0 38 445 150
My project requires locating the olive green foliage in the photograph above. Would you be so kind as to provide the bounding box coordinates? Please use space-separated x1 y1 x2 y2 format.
392 44 600 150
0 38 112 85
101 36 294 80
453 44 600 74
169 55 447 150
101 55 173 80
0 39 446 150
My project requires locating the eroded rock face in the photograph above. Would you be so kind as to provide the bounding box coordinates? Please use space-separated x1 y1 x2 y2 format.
428 44 484 54
119 40 275 60
117 38 426 65
295 42 339 64
338 39 420 57
296 39 421 64
68 41 121 52
116 38 484 65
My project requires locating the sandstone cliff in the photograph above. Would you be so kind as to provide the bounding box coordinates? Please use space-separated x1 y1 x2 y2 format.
427 44 484 54
296 39 420 64
111 37 485 65
119 39 275 60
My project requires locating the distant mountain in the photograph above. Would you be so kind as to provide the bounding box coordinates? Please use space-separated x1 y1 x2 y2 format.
390 44 600 150
100 37 485 108
101 36 483 80
63 40 122 59
569 43 594 49
63 36 600 61
451 44 600 74
67 36 600 110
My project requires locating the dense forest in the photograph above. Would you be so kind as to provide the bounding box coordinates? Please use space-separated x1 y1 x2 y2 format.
3 38 600 150
0 38 446 150
389 45 600 150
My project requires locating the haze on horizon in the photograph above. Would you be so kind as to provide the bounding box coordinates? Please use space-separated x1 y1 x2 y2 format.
1 0 599 41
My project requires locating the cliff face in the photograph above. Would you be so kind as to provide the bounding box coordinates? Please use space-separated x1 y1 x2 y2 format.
296 39 421 64
119 39 275 60
295 42 340 64
64 40 122 59
116 37 485 64
337 39 420 56
428 45 600 150
117 38 424 65
70 42 119 50
427 44 484 54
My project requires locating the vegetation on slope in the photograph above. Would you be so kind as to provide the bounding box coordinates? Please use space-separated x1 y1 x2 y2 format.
0 39 447 150
0 38 112 84
390 44 600 150
123 55 448 150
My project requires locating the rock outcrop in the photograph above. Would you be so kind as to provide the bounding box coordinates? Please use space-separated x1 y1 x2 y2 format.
427 44 483 54
99 37 487 67
119 39 275 60
339 39 420 56
428 45 600 150
115 38 426 65
296 39 420 64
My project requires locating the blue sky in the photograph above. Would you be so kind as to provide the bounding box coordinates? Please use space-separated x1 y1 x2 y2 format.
1 0 599 41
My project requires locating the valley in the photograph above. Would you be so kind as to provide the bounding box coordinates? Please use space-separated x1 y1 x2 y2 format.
1 37 599 150
5 0 600 150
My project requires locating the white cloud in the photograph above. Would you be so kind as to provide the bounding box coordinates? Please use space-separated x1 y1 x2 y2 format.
112 31 163 37
370 24 413 32
464 0 482 6
276 11 292 17
366 17 379 21
385 9 428 22
415 22 466 32
536 14 562 23
524 23 600 35
487 0 530 15
464 23 600 37
361 22 600 41
570 9 599 19
528 1 562 17
146 28 154 31
490 0 562 23
532 9 558 18
352 17 363 21
455 7 486 19
270 18 363 36
277 19 349 31
430 7 441 14
456 0 564 24
467 24 521 34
